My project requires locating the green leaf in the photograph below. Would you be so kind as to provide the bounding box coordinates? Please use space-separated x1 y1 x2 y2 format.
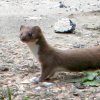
84 72 98 81
23 97 30 100
7 86 12 100
96 70 100 75
81 72 98 84
83 80 100 86
65 71 100 87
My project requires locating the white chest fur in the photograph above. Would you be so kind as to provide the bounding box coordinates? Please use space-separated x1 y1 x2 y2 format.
27 42 39 59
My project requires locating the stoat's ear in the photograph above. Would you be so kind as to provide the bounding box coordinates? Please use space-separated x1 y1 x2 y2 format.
31 26 42 39
32 26 41 32
32 26 42 34
20 25 25 31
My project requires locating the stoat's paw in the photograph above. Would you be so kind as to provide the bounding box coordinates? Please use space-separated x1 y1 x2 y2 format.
30 76 55 87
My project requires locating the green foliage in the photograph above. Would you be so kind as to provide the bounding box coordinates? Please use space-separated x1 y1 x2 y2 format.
66 70 100 87
0 86 12 100
81 71 100 86
0 88 8 100
7 86 12 100
23 97 30 100
81 72 98 82
83 80 100 86
0 87 30 100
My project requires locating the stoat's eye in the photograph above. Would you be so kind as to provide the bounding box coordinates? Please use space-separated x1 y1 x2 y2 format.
28 32 32 37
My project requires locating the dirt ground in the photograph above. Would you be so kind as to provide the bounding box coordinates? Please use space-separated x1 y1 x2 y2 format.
0 0 100 100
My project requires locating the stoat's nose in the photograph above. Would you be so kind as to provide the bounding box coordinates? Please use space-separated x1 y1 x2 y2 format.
20 32 33 42
21 37 25 41
20 36 27 42
20 33 27 42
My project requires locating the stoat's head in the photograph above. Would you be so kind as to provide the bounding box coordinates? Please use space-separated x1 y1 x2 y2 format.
20 25 42 43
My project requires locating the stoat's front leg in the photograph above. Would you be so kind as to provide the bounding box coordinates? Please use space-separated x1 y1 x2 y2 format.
39 65 55 82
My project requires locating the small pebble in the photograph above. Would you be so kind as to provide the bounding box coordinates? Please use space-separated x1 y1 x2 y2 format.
74 83 86 89
96 76 100 81
33 9 37 11
0 67 9 71
41 82 54 87
20 79 30 84
35 86 41 91
30 77 40 84
59 2 67 8
73 43 85 48
73 92 79 96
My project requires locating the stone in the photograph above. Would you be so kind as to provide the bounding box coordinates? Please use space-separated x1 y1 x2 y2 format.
30 77 40 84
54 18 76 33
41 82 54 87
0 67 9 72
35 86 41 91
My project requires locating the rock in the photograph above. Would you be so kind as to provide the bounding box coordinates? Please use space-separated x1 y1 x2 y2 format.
95 93 100 100
41 82 54 87
95 76 100 81
54 18 76 33
6 60 13 63
0 67 9 72
52 87 61 93
19 85 25 91
6 0 9 2
74 83 86 89
24 16 42 21
33 9 37 11
59 2 67 8
73 43 85 48
30 77 40 84
73 92 79 96
72 89 84 98
35 86 41 91
20 79 30 84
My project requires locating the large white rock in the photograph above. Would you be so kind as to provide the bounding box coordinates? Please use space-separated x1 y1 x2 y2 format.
54 18 76 33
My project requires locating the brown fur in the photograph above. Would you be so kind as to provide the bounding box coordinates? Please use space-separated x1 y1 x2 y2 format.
20 25 100 82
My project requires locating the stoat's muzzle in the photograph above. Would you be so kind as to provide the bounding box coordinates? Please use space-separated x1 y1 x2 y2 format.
20 32 33 42
20 25 42 43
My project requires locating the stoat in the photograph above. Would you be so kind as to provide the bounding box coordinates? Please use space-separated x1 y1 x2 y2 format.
20 25 100 82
